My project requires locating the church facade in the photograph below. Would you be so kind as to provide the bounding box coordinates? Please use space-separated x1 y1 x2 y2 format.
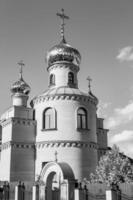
0 10 108 196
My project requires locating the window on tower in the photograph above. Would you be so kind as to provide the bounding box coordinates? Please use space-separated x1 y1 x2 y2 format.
49 74 55 86
43 108 57 130
33 109 36 120
68 72 74 85
77 108 87 129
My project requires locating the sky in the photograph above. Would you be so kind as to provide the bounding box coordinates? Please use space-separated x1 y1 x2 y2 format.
1 0 133 157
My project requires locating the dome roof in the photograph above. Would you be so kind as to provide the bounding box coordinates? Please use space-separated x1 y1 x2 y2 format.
46 39 81 68
11 77 31 95
32 86 98 105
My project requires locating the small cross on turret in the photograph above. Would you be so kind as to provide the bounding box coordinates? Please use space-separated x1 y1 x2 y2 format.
56 9 69 42
87 76 92 93
54 151 58 162
18 60 25 80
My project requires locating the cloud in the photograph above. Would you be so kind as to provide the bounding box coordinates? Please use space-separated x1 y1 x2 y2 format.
105 100 133 129
109 130 133 158
116 46 133 62
97 101 111 117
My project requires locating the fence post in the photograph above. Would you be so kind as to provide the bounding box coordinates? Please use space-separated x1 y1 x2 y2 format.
0 187 3 200
3 182 10 200
15 181 25 200
32 184 39 200
106 184 120 200
21 183 25 200
84 185 88 200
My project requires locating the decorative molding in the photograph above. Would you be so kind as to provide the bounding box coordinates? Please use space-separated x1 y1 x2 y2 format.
0 141 35 151
35 140 98 150
47 62 79 73
33 94 97 107
97 128 109 134
0 142 11 150
0 140 98 151
0 117 36 128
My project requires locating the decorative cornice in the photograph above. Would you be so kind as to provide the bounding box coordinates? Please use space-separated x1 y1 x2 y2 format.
32 94 97 107
0 141 35 151
0 117 36 128
36 140 98 150
47 62 79 73
98 147 108 151
97 128 109 134
0 140 98 151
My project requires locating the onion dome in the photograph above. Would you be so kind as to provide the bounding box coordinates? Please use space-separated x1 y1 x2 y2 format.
46 39 81 68
11 61 31 95
11 77 31 95
46 9 81 68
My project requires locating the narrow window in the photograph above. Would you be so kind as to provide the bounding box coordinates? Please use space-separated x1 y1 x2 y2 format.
77 108 87 129
43 108 56 130
33 110 35 120
50 74 55 86
68 72 74 84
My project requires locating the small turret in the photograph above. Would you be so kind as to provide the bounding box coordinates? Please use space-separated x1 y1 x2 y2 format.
11 61 31 107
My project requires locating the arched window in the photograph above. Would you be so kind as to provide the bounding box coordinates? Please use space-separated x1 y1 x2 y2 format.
50 74 55 86
68 72 74 84
43 108 56 130
77 108 87 129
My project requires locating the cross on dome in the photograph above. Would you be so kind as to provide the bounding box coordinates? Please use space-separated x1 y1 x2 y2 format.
10 61 31 96
87 76 92 93
56 8 69 42
18 60 25 80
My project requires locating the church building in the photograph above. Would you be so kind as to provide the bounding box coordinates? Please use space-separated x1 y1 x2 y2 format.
0 9 108 194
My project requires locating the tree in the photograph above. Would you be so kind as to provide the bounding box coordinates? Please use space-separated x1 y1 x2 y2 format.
90 145 133 186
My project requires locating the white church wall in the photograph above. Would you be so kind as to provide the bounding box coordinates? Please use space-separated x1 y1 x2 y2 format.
34 98 97 143
12 120 35 142
49 66 78 88
35 144 98 181
10 147 35 182
14 106 33 119
0 147 11 180
2 123 12 143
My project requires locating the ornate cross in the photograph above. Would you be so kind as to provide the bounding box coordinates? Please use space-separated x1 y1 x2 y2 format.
54 150 58 162
56 9 69 42
87 76 92 93
18 60 25 79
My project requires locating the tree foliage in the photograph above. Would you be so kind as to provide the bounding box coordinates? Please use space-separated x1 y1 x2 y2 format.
90 145 133 186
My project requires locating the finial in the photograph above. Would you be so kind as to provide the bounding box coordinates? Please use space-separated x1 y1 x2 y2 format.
18 60 25 80
87 76 92 93
54 151 58 162
56 8 69 42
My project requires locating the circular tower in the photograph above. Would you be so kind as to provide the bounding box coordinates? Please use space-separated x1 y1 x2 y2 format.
31 11 98 181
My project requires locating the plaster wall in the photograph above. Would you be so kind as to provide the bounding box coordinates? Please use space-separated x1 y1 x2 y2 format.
14 107 33 119
0 107 14 121
34 98 97 143
97 130 107 149
49 67 78 87
0 148 11 180
10 147 35 182
12 122 35 142
35 145 98 181
2 123 12 143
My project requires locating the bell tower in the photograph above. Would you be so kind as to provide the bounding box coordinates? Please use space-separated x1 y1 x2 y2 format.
0 62 36 182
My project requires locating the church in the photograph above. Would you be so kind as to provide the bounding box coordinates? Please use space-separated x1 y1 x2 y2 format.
0 9 109 199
